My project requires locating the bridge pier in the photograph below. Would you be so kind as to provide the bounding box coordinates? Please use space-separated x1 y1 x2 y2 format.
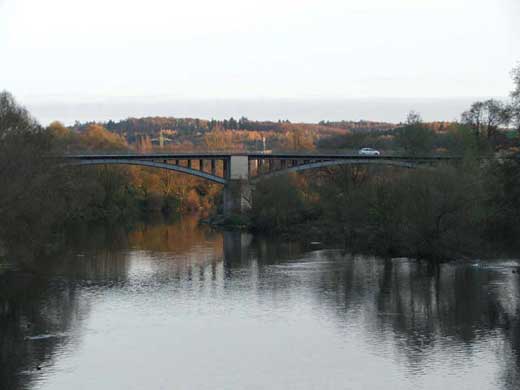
223 156 253 215
223 179 252 215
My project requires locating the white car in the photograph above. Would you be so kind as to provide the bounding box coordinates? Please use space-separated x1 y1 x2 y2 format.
358 147 380 156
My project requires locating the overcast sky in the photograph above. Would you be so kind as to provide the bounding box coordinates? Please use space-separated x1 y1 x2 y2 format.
1 0 519 104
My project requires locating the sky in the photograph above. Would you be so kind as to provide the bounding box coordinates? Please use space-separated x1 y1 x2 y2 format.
0 0 519 122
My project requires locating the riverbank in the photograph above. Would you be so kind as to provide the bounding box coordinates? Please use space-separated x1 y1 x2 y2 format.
206 212 520 262
241 159 520 262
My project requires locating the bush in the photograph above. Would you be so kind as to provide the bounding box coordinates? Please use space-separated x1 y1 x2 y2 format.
250 175 309 232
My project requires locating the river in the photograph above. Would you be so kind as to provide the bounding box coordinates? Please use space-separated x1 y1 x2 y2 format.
1 216 519 390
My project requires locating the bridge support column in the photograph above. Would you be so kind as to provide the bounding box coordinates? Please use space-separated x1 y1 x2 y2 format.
223 156 253 215
223 179 252 215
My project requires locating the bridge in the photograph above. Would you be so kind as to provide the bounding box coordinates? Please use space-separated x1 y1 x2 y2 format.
63 153 463 214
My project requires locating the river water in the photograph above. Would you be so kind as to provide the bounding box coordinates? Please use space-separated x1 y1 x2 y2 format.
1 217 519 390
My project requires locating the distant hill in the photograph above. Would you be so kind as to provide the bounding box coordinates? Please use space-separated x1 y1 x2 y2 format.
70 116 395 140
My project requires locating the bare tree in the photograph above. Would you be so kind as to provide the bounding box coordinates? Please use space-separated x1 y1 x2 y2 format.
511 65 520 135
406 110 422 125
512 65 520 100
461 99 509 141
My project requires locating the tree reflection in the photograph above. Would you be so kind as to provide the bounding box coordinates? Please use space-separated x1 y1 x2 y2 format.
217 231 520 390
1 219 519 389
219 239 520 389
0 271 86 390
311 253 520 389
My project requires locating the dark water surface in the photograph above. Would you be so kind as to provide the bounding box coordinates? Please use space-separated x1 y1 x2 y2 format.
1 217 520 390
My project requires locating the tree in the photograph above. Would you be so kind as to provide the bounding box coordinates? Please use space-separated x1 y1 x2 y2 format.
485 158 520 239
47 121 70 138
250 175 307 230
0 92 49 219
406 110 422 125
47 121 78 151
510 64 520 135
0 92 88 257
461 99 509 142
281 125 315 151
395 111 434 155
0 91 41 138
135 134 153 152
80 124 128 151
317 166 374 247
443 123 479 156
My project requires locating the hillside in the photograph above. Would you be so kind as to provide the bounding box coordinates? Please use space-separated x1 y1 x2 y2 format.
69 117 397 152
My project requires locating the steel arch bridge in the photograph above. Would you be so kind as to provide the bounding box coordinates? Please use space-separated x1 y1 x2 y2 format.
63 153 461 182
61 152 465 214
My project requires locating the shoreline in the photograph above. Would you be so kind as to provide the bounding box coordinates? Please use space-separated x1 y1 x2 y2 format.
203 213 520 263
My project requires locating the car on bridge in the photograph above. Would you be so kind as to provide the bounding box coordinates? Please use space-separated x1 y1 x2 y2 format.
358 147 380 156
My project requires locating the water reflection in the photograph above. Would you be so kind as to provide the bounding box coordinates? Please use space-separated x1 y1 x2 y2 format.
1 217 519 389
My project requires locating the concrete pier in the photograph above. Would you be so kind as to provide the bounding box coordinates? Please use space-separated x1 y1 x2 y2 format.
223 156 252 215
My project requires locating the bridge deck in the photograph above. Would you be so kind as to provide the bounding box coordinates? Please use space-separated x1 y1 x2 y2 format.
62 153 466 161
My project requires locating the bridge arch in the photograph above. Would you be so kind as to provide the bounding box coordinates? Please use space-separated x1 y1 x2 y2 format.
66 158 227 185
251 158 418 183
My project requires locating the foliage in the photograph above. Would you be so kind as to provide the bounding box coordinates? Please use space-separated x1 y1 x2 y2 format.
80 124 128 151
484 158 520 241
250 162 495 261
317 129 395 151
394 112 435 155
250 175 308 231
461 99 510 143
281 125 315 150
0 92 91 257
439 124 479 156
